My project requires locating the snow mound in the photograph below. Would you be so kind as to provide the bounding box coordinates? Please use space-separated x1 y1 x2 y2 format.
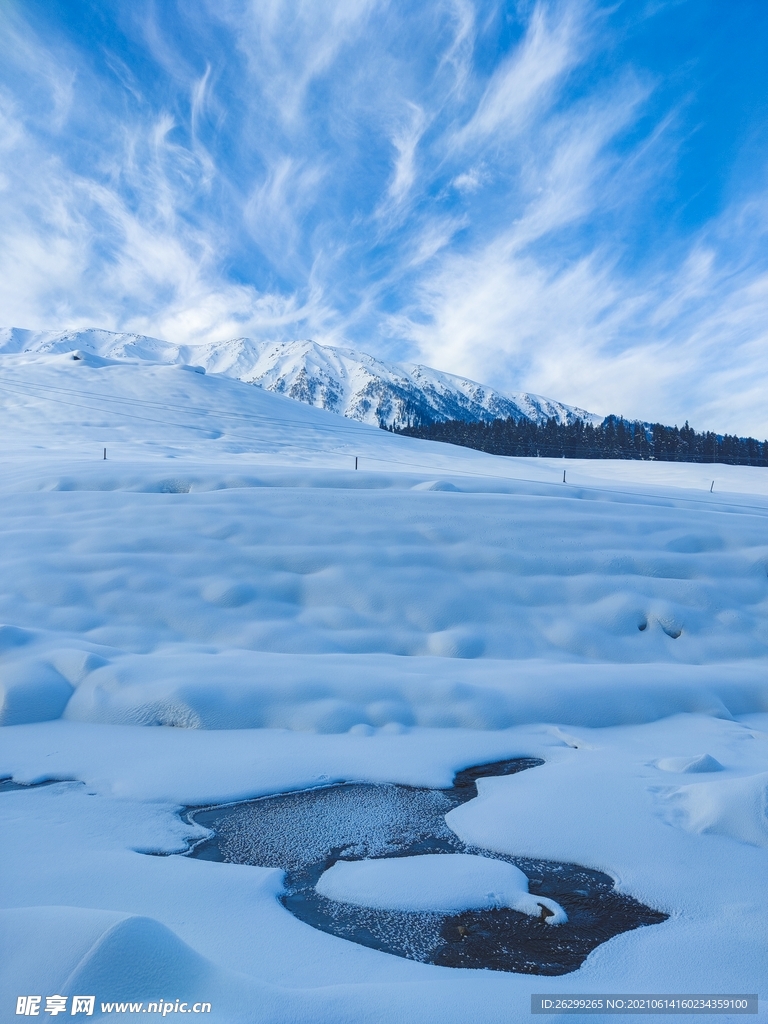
0 625 35 652
412 480 460 491
315 853 567 922
0 906 132 996
0 659 73 726
0 906 272 1020
0 906 218 1001
659 771 768 848
62 913 219 1000
656 754 724 773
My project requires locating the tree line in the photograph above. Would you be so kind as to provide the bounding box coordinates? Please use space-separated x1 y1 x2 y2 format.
392 415 768 466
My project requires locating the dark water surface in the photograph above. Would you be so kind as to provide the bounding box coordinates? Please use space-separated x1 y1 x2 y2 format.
0 777 71 791
184 758 667 975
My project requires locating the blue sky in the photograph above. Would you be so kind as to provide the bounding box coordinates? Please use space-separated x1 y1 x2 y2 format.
1 1 767 434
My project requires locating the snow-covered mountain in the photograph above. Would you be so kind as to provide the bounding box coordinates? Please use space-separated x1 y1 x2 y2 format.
0 327 599 428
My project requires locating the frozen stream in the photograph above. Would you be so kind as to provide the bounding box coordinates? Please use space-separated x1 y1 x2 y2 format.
184 759 667 975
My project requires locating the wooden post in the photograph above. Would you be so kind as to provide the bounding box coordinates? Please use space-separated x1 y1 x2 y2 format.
563 469 566 483
103 448 107 461
710 480 714 492
355 457 358 470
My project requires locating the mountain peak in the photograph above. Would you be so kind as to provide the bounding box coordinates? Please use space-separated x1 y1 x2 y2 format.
0 328 599 429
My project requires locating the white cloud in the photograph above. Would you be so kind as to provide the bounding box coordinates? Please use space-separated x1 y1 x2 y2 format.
451 1 584 150
405 215 468 268
402 191 768 435
0 0 767 437
209 0 380 127
437 0 476 99
451 168 485 193
244 156 326 271
378 102 428 217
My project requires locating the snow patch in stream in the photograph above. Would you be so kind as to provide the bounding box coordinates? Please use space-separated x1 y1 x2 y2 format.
316 853 567 922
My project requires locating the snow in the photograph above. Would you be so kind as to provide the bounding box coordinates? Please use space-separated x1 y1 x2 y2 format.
655 753 724 773
0 345 765 1021
658 770 768 848
0 327 598 428
315 853 567 921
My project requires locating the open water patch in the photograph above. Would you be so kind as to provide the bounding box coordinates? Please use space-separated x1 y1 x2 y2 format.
183 758 667 975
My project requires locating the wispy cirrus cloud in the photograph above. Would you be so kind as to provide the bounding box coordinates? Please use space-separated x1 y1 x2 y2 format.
0 0 767 433
383 103 428 210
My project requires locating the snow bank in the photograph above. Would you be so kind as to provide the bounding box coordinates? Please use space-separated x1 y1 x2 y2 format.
659 771 768 848
59 652 767 731
316 853 567 921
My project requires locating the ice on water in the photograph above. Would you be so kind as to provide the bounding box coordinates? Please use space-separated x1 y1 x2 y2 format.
210 782 456 870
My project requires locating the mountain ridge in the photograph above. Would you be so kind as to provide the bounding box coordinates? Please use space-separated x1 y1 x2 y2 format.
0 327 600 430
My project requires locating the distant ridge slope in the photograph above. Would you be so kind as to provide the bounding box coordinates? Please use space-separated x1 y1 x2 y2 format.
0 327 599 429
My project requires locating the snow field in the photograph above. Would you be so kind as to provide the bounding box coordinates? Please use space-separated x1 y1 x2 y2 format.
1 480 767 731
0 351 766 1021
0 381 766 733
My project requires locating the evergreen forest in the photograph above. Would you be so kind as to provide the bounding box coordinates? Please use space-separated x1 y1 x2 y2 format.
393 415 768 466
